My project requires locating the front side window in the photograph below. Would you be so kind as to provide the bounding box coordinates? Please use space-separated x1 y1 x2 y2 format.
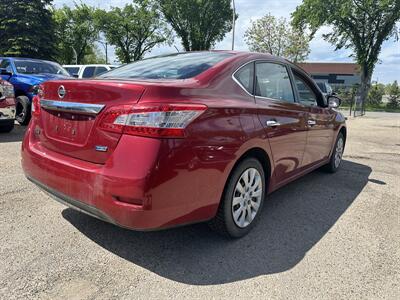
255 63 294 102
294 74 318 106
99 52 233 80
234 63 254 94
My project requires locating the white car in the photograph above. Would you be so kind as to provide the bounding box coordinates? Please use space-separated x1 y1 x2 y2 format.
63 64 119 79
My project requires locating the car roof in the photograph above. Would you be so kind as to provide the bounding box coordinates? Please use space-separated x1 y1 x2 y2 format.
0 57 59 64
63 64 114 67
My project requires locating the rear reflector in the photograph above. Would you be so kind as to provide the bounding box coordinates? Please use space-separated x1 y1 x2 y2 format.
99 103 207 138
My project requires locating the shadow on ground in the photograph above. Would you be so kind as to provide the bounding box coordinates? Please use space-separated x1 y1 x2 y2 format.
62 160 371 285
0 123 26 143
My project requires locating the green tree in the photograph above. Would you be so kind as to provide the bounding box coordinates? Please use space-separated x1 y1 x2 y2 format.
54 3 99 64
292 0 400 105
83 45 106 64
245 14 310 62
386 80 400 109
96 0 171 63
0 0 56 59
159 0 235 51
367 83 385 105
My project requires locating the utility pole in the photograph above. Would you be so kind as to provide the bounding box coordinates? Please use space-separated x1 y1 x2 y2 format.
232 0 236 50
98 40 108 64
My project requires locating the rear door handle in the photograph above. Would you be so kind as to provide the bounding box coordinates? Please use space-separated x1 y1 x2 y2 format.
308 120 316 126
266 120 281 127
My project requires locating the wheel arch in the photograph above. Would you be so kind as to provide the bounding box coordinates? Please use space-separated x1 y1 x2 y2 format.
226 147 272 194
339 126 347 144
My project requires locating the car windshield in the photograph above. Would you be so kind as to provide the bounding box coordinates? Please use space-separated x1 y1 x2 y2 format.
99 52 233 80
14 60 70 76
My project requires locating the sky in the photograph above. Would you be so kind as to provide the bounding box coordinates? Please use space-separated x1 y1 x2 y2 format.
54 0 400 84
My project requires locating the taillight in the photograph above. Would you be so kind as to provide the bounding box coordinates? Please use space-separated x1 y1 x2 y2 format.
31 96 41 116
31 85 43 116
99 103 207 138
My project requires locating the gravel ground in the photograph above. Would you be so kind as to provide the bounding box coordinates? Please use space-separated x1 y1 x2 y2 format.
0 112 399 300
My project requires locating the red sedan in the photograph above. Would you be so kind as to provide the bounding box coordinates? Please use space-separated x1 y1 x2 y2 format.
21 51 346 238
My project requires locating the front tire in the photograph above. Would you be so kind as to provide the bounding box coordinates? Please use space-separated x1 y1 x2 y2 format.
209 158 266 238
324 132 345 173
15 96 31 125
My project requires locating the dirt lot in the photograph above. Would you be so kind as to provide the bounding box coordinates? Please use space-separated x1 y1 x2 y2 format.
0 112 399 299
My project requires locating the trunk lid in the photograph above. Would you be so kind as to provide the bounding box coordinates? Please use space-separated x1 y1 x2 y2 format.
37 80 145 164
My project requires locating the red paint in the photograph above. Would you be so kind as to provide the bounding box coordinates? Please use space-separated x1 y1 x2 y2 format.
21 52 346 230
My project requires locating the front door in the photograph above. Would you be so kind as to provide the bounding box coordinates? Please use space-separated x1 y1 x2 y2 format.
292 70 335 167
255 62 309 184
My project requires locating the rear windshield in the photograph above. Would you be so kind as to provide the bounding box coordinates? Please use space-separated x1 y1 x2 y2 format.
99 52 233 80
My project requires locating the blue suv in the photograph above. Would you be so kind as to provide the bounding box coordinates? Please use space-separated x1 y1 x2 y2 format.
0 57 71 125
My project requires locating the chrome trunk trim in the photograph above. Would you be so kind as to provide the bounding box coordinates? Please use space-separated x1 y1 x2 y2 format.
40 99 105 115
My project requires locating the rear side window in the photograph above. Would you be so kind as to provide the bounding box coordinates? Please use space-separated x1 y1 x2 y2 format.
82 66 96 78
99 52 233 80
255 63 294 102
234 63 254 94
65 67 80 76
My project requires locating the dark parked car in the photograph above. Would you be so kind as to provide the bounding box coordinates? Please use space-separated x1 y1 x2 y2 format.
22 51 346 238
0 79 16 132
0 57 70 125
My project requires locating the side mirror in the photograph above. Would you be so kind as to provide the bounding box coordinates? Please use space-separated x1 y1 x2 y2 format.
0 68 13 77
72 74 79 78
328 95 342 108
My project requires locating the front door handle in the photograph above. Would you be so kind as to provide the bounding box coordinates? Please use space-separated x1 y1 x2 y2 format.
308 119 316 126
266 120 281 127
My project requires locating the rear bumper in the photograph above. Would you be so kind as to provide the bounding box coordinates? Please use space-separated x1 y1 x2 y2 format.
27 176 118 226
21 127 228 230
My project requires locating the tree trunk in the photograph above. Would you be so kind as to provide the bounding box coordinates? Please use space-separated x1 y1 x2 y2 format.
359 64 372 114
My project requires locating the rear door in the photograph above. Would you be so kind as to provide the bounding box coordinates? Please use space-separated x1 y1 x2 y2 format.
291 69 335 167
255 61 308 183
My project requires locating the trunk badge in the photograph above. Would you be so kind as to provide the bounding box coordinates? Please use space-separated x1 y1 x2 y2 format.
95 146 108 152
58 85 66 99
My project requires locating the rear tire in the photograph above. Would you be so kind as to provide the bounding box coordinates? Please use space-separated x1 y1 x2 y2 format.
0 120 14 133
15 96 31 125
209 158 266 238
324 132 345 173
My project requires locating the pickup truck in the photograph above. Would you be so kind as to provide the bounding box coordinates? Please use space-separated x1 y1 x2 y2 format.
0 57 70 125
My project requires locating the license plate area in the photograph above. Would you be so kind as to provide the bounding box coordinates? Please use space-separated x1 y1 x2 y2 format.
43 110 96 144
